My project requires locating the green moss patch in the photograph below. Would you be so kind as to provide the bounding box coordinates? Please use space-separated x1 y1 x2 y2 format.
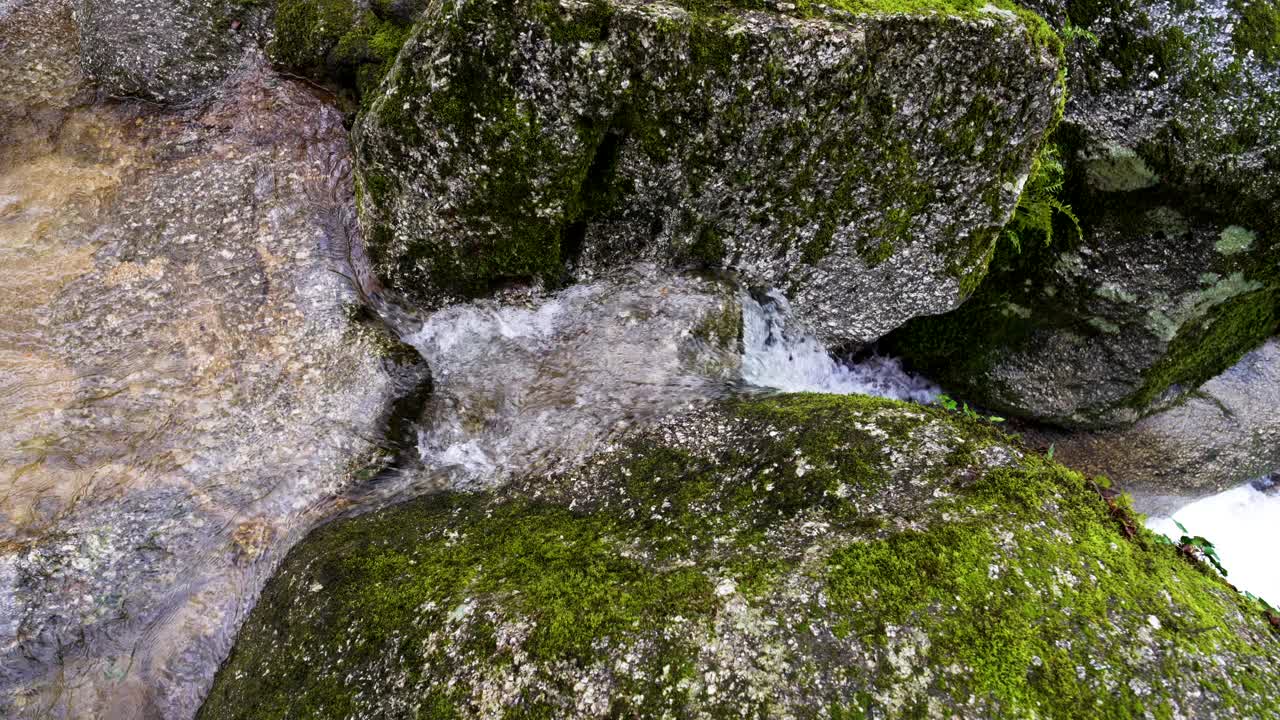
1230 0 1280 65
200 394 1280 718
271 0 415 98
1127 284 1280 409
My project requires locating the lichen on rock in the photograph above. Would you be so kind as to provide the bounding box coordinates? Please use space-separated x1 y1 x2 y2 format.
354 0 1065 346
199 394 1280 719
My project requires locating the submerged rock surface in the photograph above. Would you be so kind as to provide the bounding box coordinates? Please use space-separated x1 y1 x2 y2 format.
200 394 1280 719
355 0 1064 346
0 11 428 714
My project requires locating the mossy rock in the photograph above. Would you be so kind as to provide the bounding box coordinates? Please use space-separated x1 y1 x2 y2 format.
268 0 422 100
885 203 1280 428
353 0 1064 346
200 394 1280 718
886 0 1280 428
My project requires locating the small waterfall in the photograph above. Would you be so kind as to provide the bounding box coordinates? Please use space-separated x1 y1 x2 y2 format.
741 290 941 403
389 274 941 501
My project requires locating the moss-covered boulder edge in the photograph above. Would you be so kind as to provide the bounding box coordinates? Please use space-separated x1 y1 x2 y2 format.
199 394 1280 719
353 0 1065 346
267 0 426 102
885 0 1280 428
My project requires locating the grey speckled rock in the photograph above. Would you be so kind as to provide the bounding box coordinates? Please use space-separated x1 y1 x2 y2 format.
355 0 1064 346
0 0 87 157
200 394 1280 719
1031 338 1280 513
74 0 269 104
887 0 1279 428
0 52 427 719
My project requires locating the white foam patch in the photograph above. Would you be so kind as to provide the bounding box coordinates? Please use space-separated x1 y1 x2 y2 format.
741 290 941 403
1147 481 1280 605
400 273 734 489
399 277 945 494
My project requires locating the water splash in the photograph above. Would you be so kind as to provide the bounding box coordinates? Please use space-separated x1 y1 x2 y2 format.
1147 478 1280 605
741 290 941 403
401 270 741 492
399 279 941 498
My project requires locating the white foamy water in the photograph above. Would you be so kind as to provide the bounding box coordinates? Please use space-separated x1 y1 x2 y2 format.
401 271 742 491
398 276 942 496
1147 480 1280 605
742 290 941 403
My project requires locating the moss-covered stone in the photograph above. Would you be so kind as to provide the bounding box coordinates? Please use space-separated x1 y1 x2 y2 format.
1229 0 1280 65
269 0 419 99
354 0 1063 346
886 200 1280 428
200 394 1280 718
885 0 1280 429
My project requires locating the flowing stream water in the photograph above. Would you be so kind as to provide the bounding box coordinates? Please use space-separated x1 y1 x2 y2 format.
353 275 941 510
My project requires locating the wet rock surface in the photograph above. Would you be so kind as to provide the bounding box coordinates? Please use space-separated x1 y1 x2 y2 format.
1031 339 1280 513
200 394 1280 719
888 0 1279 428
74 0 270 104
0 17 427 716
355 0 1064 346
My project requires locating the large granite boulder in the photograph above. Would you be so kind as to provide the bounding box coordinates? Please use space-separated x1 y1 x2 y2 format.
200 394 1280 719
354 0 1065 346
886 0 1280 428
0 18 428 716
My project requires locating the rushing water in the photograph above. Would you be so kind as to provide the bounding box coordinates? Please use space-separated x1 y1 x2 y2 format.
741 290 941 403
361 274 943 506
1147 478 1280 605
403 270 742 493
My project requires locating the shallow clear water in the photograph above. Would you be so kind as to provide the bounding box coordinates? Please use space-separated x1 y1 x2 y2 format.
0 105 144 540
1147 480 1280 605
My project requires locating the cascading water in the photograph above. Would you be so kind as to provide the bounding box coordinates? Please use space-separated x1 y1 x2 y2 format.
386 272 943 503
740 290 941 402
400 270 741 493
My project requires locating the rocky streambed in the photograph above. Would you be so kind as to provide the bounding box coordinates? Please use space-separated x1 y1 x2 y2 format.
2 0 1279 718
